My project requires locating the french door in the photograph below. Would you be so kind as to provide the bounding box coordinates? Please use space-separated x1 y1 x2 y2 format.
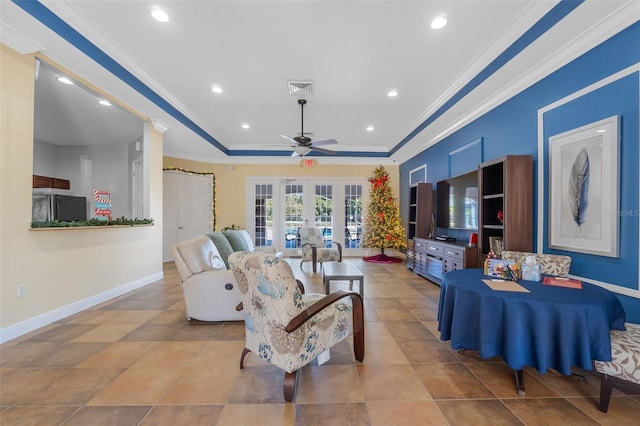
248 178 367 257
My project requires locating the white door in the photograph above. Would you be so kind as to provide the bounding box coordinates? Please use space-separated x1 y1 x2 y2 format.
247 178 368 257
163 171 213 261
281 180 336 257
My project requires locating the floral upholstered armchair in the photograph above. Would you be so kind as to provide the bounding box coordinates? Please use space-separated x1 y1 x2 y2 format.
298 227 342 273
228 251 364 402
501 251 571 276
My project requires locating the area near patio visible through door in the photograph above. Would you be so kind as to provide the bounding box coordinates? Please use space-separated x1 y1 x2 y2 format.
248 178 368 257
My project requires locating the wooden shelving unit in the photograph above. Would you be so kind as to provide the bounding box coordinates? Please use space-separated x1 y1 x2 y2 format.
478 155 533 261
407 182 433 269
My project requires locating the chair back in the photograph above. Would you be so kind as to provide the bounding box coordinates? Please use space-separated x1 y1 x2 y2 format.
298 227 326 248
501 251 571 276
229 251 305 332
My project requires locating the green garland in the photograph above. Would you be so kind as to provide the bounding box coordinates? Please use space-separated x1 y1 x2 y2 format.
31 217 154 228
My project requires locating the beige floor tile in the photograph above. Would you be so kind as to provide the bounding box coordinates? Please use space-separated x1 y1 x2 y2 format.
504 398 599 425
0 341 60 367
414 362 495 399
296 364 363 403
527 368 602 397
437 399 523 425
64 406 152 425
466 362 560 398
357 364 431 401
25 323 98 342
366 400 448 426
71 323 140 342
131 341 207 367
25 342 109 367
0 405 80 426
218 403 294 426
76 341 159 368
106 309 163 324
294 402 369 425
384 320 436 340
397 338 459 363
86 367 185 405
29 367 125 405
160 364 241 404
141 405 224 425
0 367 70 405
227 365 290 403
190 340 246 366
566 396 640 425
359 335 410 365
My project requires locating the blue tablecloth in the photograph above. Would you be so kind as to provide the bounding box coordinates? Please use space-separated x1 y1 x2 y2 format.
437 269 626 375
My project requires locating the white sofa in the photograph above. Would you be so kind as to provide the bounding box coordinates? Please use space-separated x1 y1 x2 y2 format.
171 235 244 321
171 230 281 322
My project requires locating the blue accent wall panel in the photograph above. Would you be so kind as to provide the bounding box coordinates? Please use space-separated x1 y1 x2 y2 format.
401 22 640 322
542 75 639 291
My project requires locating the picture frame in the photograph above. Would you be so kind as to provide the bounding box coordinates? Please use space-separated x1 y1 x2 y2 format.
548 115 620 257
489 236 503 257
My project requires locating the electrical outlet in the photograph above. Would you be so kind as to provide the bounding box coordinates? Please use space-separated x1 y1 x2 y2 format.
17 284 26 298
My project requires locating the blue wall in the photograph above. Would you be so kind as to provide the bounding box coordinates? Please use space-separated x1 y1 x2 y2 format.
400 22 640 322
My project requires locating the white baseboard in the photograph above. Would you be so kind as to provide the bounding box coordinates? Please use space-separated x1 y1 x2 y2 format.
0 272 163 344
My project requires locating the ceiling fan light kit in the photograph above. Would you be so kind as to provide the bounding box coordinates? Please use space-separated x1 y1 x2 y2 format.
281 99 338 157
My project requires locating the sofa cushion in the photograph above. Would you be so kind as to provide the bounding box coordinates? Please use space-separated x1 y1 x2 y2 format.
208 231 235 268
176 235 226 273
223 229 251 252
236 229 256 251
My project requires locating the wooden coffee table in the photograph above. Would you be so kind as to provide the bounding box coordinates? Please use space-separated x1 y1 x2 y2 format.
322 262 364 297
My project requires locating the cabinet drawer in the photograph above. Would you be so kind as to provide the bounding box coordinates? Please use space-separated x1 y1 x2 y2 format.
425 243 443 256
443 246 464 260
443 258 464 272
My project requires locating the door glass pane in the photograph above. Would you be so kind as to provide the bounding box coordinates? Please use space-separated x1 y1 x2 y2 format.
314 184 333 248
285 184 304 248
254 184 273 246
344 184 363 248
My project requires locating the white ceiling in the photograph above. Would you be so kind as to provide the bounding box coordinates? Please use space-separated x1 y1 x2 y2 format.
2 0 637 165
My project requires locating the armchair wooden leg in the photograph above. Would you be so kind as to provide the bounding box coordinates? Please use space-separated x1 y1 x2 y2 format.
599 374 613 413
352 296 365 362
240 347 251 369
284 370 298 402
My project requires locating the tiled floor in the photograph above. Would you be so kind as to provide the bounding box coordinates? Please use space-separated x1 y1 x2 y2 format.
1 258 638 425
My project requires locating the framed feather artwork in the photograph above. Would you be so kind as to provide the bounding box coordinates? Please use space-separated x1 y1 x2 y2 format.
548 115 620 257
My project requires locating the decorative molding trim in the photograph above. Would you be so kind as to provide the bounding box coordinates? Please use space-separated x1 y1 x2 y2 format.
0 21 43 54
0 272 163 344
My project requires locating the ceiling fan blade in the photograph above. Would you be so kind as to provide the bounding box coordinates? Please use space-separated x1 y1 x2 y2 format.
311 138 338 147
310 146 336 155
280 135 298 144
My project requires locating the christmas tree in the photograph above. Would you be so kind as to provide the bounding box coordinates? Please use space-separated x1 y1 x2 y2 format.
361 165 406 263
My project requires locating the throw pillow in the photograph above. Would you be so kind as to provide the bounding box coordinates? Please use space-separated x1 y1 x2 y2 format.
207 231 235 268
223 229 251 252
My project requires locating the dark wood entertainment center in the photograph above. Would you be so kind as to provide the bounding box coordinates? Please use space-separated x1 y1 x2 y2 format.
406 154 533 285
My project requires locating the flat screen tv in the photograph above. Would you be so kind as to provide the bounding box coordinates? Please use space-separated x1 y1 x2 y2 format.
436 170 479 230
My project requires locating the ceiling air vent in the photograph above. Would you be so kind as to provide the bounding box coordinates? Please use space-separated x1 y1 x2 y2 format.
287 80 314 96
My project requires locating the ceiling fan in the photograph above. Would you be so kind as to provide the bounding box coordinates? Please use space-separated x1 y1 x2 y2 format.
281 99 338 156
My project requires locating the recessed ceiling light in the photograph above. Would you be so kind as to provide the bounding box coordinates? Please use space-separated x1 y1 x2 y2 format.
596 129 607 133
151 8 169 23
387 90 398 97
366 126 375 132
57 76 74 85
241 123 250 129
98 99 112 106
430 16 447 30
211 85 223 94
